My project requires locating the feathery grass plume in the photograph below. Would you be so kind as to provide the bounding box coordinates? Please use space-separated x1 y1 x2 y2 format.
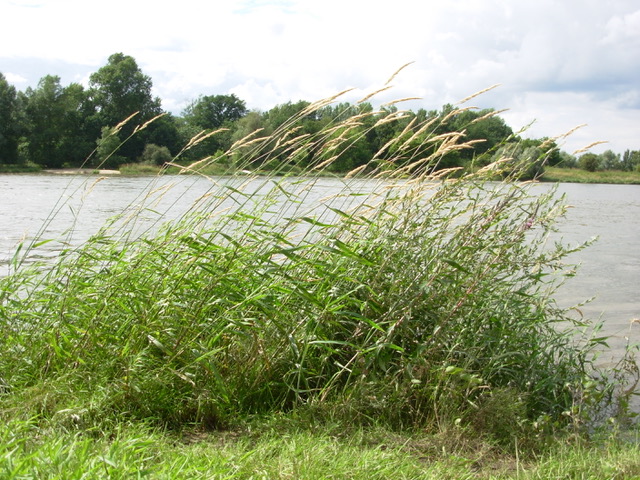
0 81 635 447
441 105 476 124
133 112 166 133
381 97 423 107
357 85 393 104
113 111 140 133
384 61 415 86
573 140 609 155
456 84 501 105
470 108 509 124
303 88 355 114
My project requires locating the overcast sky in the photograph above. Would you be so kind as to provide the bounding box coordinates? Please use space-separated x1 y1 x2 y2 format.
1 0 639 155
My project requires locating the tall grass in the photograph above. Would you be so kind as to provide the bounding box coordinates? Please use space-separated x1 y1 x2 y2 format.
0 88 636 445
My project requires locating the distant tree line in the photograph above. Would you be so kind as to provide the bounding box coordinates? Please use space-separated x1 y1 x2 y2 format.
2 53 639 176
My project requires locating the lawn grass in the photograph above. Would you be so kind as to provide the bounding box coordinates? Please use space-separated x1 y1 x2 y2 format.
1 417 639 479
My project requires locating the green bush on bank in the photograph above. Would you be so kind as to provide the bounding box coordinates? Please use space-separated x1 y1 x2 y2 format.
0 89 637 450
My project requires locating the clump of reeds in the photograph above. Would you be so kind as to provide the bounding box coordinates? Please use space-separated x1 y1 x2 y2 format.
0 87 634 444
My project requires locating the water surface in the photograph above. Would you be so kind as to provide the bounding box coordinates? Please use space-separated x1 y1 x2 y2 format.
1 174 638 361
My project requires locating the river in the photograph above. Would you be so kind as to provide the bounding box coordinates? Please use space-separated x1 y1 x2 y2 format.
1 174 639 366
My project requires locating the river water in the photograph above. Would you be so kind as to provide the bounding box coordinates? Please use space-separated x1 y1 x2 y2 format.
1 174 639 365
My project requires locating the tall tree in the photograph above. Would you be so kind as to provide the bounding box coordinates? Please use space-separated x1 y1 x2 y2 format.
599 149 621 170
22 75 94 168
179 94 248 159
88 53 162 163
621 150 640 172
183 94 247 130
450 108 513 159
0 73 22 165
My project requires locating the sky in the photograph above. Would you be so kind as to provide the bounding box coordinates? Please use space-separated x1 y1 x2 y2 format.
1 0 639 155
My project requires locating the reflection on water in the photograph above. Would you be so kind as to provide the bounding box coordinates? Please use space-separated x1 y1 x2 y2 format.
1 174 639 361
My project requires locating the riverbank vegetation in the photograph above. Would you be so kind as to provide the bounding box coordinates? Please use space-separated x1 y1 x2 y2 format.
542 166 640 185
2 54 640 180
1 81 639 476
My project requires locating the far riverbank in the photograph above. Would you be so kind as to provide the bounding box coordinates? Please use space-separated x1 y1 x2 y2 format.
541 167 640 184
2 164 640 184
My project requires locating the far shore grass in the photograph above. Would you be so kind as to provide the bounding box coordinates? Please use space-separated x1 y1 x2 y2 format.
4 164 640 185
125 163 640 183
540 167 640 184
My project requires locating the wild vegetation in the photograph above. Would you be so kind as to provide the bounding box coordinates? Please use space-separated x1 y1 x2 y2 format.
2 54 639 177
1 80 638 476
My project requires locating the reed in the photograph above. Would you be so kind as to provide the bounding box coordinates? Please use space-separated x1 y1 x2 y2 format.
0 87 635 446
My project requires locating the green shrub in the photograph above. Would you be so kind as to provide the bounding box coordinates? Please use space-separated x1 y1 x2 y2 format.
139 143 172 165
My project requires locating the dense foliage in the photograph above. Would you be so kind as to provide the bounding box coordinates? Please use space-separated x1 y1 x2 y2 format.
4 52 637 176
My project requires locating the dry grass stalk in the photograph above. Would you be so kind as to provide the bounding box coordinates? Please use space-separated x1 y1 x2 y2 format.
311 154 339 171
230 132 268 152
344 164 368 178
396 117 438 152
381 97 423 107
456 84 501 104
357 85 393 104
384 61 415 85
113 111 140 132
441 105 476 124
573 141 608 155
374 113 409 128
303 88 355 114
556 124 587 140
134 113 166 133
184 128 229 151
470 108 509 124
373 135 403 160
229 128 266 150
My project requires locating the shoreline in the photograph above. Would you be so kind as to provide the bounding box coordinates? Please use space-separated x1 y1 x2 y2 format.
43 168 121 175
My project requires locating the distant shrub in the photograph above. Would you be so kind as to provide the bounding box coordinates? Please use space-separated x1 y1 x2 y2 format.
139 143 172 165
578 153 600 172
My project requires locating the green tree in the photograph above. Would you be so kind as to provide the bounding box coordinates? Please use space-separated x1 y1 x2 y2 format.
227 111 267 165
451 108 513 160
22 75 94 168
254 101 316 168
95 126 126 169
621 150 640 172
557 150 577 168
143 113 181 156
599 149 620 170
578 152 600 172
0 72 22 165
493 143 546 179
88 53 163 162
398 105 513 172
230 110 266 144
180 94 248 158
183 94 247 130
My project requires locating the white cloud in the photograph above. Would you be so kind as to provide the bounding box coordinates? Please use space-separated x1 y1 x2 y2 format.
4 72 27 83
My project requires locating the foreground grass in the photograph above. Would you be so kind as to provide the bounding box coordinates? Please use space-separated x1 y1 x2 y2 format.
541 167 640 184
1 417 639 479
